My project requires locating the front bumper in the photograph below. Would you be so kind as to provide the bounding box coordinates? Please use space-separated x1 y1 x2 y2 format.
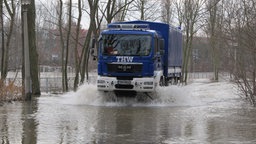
97 76 157 92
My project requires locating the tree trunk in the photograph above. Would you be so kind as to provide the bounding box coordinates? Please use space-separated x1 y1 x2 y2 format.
253 68 255 97
73 0 82 91
57 0 67 92
28 0 41 95
0 0 4 80
80 0 99 84
63 0 72 92
208 0 220 81
80 26 93 83
140 0 145 20
182 28 190 84
1 0 16 80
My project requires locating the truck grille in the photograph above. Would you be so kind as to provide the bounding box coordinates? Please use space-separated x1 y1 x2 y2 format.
107 63 142 73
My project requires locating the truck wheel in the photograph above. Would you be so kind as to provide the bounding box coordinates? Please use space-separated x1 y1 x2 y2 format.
159 76 164 86
160 76 169 86
165 77 169 86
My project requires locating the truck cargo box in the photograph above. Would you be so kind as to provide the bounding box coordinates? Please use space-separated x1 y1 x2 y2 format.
168 26 182 67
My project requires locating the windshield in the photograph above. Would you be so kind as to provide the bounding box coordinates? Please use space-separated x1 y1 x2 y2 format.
101 34 151 56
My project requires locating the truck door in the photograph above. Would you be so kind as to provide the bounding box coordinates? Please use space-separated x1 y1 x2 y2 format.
154 36 162 71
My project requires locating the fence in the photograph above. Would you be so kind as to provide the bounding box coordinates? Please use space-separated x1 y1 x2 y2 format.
4 72 229 93
188 72 230 81
188 72 214 79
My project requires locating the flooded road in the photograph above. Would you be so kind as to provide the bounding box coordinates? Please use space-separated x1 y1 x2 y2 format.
1 81 256 144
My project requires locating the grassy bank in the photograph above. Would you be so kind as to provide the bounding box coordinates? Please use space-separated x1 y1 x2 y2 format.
0 80 22 102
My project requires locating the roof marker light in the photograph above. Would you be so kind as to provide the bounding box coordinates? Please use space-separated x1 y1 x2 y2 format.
108 24 121 29
107 24 149 30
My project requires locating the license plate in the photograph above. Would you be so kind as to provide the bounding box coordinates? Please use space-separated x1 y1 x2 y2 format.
117 80 131 85
117 65 132 71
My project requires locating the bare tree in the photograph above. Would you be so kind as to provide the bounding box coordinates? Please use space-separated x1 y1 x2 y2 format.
99 0 134 23
55 0 74 92
105 0 117 23
80 0 99 84
205 0 221 81
1 0 16 80
56 0 68 92
174 0 183 27
35 1 60 67
175 0 206 84
230 0 256 105
161 0 174 25
115 0 132 21
129 0 161 21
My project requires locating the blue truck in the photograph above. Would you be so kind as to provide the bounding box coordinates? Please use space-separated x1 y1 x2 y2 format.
94 21 182 93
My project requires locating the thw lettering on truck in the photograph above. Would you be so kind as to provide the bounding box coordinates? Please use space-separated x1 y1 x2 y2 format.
116 56 134 63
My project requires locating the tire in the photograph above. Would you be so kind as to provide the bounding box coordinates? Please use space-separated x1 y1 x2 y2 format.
159 76 164 86
165 77 169 86
160 76 169 86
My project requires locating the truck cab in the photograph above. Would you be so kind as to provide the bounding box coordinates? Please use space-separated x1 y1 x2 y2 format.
95 21 182 93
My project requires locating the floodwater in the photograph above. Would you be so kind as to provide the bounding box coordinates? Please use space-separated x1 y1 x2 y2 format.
1 81 256 144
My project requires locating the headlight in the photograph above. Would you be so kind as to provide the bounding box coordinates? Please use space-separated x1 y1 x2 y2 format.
144 81 154 85
97 80 105 84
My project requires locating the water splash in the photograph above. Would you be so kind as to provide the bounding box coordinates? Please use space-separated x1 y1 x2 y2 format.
60 83 104 105
43 79 238 108
57 83 203 107
152 85 201 107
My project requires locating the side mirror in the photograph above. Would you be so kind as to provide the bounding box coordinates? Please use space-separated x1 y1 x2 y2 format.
160 50 165 55
159 39 164 50
90 38 97 61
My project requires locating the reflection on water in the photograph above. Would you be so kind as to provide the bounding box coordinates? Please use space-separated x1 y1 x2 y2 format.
1 99 256 143
0 101 38 144
1 82 256 143
22 101 38 144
